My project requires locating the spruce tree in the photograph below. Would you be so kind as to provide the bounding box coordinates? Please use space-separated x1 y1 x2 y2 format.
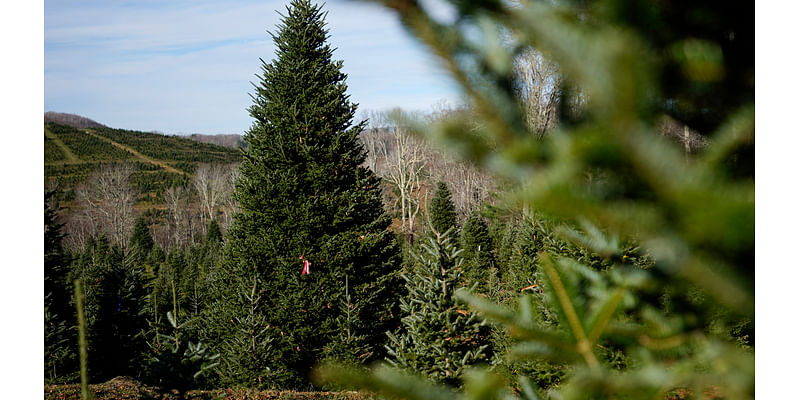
429 182 458 236
385 233 491 387
203 0 400 387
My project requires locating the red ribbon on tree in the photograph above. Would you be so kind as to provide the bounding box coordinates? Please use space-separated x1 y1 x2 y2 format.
300 255 311 275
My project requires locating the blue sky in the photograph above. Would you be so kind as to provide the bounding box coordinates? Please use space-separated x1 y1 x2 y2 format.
44 0 462 134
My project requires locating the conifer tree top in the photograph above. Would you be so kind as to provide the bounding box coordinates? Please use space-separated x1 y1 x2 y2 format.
244 0 359 154
429 181 458 236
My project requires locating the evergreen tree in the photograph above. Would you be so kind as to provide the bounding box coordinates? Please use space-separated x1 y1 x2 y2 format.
129 216 154 265
385 233 491 387
429 182 458 236
203 0 401 387
459 210 495 293
45 191 77 383
68 236 151 382
204 219 222 246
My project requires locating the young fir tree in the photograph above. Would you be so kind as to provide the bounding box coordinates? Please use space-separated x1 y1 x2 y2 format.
203 0 401 387
429 182 458 236
204 219 223 246
385 233 491 387
129 216 154 266
459 210 495 293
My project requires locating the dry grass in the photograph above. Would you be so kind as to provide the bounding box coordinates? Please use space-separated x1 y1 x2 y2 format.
45 376 375 400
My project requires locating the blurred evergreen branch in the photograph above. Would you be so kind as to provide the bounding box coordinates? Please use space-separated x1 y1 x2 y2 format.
324 0 753 398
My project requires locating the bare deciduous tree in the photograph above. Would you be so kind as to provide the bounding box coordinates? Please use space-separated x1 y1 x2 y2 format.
429 153 495 220
380 125 428 242
164 185 191 249
193 163 228 232
74 163 137 249
515 48 561 136
220 164 241 233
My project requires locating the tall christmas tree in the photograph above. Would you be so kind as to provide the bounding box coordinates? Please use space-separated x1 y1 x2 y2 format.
203 0 401 387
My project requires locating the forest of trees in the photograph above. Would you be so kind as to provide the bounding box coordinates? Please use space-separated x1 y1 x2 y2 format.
44 0 753 399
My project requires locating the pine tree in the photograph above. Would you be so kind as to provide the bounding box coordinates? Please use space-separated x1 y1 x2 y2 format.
204 0 401 387
385 233 491 387
429 182 458 236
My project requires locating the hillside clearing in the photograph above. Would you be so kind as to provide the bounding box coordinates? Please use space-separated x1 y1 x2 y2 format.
45 125 81 164
84 129 186 175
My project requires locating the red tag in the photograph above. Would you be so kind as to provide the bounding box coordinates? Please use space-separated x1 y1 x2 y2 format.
301 259 311 275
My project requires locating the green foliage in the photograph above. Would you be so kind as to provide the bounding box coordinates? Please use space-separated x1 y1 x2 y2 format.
385 232 491 387
201 269 293 389
320 0 753 399
459 210 495 293
129 216 154 264
204 0 401 387
321 276 375 368
46 123 132 161
92 127 240 165
44 122 237 206
69 237 152 382
144 310 220 392
45 191 79 383
45 132 67 162
205 220 223 246
428 182 458 236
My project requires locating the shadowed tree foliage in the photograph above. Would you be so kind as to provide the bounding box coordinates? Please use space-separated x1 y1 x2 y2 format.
129 216 154 265
204 220 222 246
45 190 78 383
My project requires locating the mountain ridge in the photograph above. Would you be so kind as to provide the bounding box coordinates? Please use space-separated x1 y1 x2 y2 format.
44 112 107 129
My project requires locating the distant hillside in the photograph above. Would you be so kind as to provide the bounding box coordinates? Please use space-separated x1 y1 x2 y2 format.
188 133 244 148
45 122 241 204
44 112 107 129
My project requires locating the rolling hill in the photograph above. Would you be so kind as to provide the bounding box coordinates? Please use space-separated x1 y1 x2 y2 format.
44 121 242 204
44 111 108 129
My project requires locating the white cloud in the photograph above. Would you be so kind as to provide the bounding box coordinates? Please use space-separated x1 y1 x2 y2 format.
44 0 461 134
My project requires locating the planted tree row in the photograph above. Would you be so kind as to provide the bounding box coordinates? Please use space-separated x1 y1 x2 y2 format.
92 127 241 165
46 123 133 162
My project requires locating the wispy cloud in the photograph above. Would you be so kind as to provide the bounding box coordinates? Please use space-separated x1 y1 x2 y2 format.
44 0 461 134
